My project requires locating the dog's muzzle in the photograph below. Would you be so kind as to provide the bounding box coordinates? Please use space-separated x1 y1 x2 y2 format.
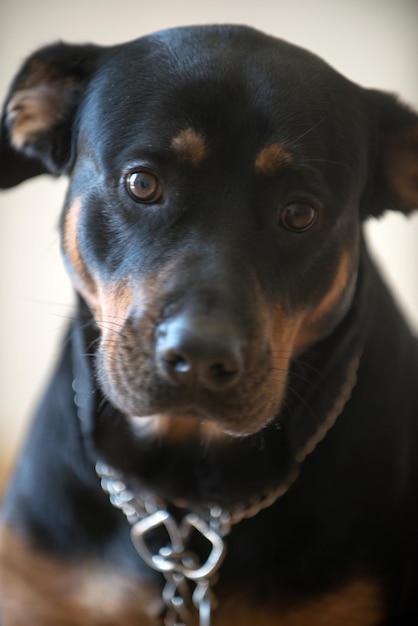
96 264 286 435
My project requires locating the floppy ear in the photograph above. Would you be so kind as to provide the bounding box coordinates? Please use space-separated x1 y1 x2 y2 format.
366 89 418 217
0 41 103 189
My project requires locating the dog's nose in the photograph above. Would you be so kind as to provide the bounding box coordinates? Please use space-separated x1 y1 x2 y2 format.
156 313 243 390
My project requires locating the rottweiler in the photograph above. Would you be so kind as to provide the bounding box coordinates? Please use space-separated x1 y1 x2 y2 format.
0 24 417 626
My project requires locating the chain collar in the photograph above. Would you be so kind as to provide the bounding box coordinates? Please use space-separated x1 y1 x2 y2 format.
69 255 373 626
89 349 362 626
96 461 227 626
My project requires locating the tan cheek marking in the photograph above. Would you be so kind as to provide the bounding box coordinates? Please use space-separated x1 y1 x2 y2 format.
171 129 206 167
270 251 353 359
308 250 352 326
0 525 161 625
96 281 135 383
97 281 134 336
255 142 294 176
63 199 98 310
271 307 306 365
217 579 384 625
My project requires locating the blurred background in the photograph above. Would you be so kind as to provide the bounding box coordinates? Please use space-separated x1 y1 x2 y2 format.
0 0 417 480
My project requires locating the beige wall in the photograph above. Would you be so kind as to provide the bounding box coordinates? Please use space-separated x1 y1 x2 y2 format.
1 0 417 471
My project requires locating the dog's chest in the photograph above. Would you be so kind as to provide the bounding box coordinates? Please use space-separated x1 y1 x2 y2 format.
0 525 384 626
215 579 384 625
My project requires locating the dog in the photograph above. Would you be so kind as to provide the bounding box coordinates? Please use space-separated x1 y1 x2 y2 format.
0 24 417 626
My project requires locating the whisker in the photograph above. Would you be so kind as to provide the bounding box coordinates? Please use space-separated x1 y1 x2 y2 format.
292 118 326 143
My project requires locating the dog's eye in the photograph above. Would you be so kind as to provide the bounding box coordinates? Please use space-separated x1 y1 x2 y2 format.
280 202 317 232
126 170 163 203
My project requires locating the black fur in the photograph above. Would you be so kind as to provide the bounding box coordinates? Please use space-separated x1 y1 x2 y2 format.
1 25 418 624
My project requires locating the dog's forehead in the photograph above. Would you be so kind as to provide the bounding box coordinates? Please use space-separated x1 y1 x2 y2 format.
85 27 348 129
78 25 364 174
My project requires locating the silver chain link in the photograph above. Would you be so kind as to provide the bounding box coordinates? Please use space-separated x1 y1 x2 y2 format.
96 462 229 626
95 354 362 625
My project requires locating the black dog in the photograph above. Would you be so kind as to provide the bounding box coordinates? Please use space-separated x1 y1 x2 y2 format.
1 24 417 626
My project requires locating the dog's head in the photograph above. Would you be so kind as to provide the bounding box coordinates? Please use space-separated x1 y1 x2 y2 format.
2 25 418 437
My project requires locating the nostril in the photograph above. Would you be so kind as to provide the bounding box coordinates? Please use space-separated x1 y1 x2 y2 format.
156 314 244 389
209 361 239 382
163 350 191 374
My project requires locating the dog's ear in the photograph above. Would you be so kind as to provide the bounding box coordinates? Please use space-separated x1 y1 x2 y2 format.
0 42 103 189
366 89 418 217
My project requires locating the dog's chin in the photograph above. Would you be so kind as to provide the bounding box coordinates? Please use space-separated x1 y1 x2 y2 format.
124 391 283 437
98 362 286 438
128 414 228 441
104 390 279 438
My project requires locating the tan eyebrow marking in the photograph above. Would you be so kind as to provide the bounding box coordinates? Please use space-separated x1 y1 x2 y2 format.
255 142 294 175
171 129 206 167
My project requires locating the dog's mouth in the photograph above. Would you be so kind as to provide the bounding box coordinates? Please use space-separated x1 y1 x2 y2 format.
94 303 294 437
97 341 289 437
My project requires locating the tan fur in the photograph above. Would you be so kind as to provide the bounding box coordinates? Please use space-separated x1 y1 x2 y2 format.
97 280 135 395
215 579 384 626
171 129 206 167
7 86 64 148
310 250 352 322
255 142 294 175
97 281 134 338
0 526 383 626
130 249 353 442
0 526 161 626
130 414 226 443
276 250 354 356
386 124 418 212
63 198 99 309
6 58 77 149
308 250 351 326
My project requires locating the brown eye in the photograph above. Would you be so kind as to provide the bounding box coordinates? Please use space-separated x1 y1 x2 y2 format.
280 202 317 232
126 170 163 203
